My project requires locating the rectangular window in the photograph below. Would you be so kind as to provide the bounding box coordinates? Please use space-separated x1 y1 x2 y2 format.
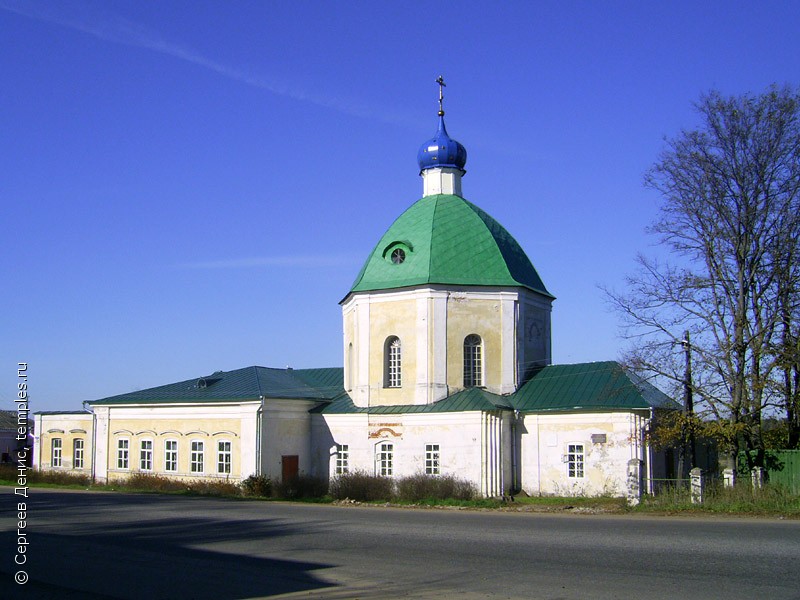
425 444 440 475
567 444 585 478
217 441 231 474
335 444 349 475
376 442 393 477
140 440 153 471
51 438 62 467
191 441 204 473
164 440 178 472
117 439 129 470
73 438 84 469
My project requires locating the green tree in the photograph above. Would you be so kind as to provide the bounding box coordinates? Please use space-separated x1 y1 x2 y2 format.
606 86 800 464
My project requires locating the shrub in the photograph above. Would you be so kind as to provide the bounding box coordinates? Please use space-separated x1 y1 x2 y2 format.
395 473 477 502
13 467 92 486
186 479 241 497
241 474 273 497
274 475 328 500
122 472 187 492
329 470 393 501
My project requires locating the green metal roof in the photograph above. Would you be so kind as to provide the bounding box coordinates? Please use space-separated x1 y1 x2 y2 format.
510 361 679 412
313 387 513 415
87 366 344 406
85 361 675 413
348 194 552 297
0 409 33 428
317 362 677 415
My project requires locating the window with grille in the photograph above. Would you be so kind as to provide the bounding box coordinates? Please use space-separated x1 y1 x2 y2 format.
217 440 232 474
463 334 483 387
73 438 84 469
51 438 62 468
165 440 178 472
425 444 440 475
376 442 393 476
567 444 585 478
191 441 204 473
336 444 349 474
385 337 402 388
117 439 129 469
140 440 153 471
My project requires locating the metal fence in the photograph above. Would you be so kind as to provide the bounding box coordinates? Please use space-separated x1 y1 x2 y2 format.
739 450 800 495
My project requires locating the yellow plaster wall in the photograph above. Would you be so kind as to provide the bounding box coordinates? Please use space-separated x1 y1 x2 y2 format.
367 299 418 405
106 417 243 481
446 298 503 391
38 416 93 472
343 308 355 392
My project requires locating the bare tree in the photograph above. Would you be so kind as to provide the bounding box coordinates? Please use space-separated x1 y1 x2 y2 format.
606 86 800 465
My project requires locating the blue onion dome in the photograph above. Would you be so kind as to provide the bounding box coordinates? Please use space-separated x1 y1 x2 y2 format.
417 115 467 173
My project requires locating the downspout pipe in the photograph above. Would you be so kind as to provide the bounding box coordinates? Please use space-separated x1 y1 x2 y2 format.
511 410 519 495
256 396 264 476
83 401 96 484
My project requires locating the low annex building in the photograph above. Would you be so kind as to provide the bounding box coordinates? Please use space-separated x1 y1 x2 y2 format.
34 83 678 497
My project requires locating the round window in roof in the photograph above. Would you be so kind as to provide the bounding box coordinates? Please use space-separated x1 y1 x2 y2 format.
391 248 406 264
383 241 412 265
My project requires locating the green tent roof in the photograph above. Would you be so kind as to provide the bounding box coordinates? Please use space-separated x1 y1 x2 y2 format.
348 194 553 297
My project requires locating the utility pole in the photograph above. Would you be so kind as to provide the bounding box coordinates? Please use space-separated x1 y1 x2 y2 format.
681 330 695 475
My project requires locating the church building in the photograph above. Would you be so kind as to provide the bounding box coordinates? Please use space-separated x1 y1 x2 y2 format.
34 82 677 498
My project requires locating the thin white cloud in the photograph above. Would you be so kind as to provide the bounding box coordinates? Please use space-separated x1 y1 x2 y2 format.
178 255 357 270
0 0 414 127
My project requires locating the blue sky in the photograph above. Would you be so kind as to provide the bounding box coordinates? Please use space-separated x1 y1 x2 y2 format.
2 1 798 411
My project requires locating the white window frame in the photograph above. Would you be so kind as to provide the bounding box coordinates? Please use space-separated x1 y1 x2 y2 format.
384 337 402 388
51 438 62 468
140 439 153 472
190 440 204 474
164 439 178 472
425 443 440 475
117 438 129 470
463 334 483 387
217 440 232 474
335 444 349 475
567 443 585 478
73 438 84 469
376 442 393 477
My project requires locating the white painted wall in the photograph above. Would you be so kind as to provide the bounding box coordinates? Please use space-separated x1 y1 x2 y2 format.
421 167 463 197
314 410 513 497
259 399 318 481
519 411 649 497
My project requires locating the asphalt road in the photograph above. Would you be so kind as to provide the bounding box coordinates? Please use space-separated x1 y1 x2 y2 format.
1 488 799 599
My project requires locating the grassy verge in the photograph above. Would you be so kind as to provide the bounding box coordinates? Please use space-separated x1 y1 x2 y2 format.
634 482 800 517
3 466 797 516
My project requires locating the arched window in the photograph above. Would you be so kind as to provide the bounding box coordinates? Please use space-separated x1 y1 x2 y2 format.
384 336 402 388
463 334 483 387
